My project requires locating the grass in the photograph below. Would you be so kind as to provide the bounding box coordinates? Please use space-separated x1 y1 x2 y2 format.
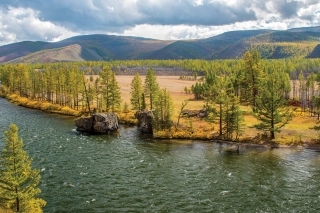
115 75 320 145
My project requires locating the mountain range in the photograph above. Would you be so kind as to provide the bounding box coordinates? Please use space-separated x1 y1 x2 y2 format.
1 26 320 63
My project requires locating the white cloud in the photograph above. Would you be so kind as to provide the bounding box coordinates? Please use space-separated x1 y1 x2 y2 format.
0 0 320 45
0 6 77 45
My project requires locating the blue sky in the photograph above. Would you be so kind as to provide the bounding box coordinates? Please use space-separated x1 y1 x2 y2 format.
0 0 319 45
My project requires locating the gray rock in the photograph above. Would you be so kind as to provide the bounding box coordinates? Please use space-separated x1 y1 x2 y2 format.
181 108 208 118
75 113 119 133
135 110 154 134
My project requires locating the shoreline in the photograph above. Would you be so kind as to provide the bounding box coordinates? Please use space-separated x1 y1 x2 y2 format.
2 95 320 150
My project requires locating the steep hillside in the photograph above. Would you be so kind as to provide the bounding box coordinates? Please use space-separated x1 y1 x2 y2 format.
1 26 320 63
0 41 57 63
8 44 85 63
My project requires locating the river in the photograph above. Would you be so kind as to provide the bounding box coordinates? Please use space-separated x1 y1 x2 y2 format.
0 98 320 212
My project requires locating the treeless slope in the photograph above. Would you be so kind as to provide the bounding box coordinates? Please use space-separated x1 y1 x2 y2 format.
8 44 85 63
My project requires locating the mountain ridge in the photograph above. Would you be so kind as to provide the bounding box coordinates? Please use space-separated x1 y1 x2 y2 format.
1 26 320 63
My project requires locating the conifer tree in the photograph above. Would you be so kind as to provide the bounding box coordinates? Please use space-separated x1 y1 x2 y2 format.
100 66 121 112
223 96 245 140
240 49 264 108
144 68 159 110
253 71 293 139
130 73 143 110
0 124 46 212
153 88 174 131
108 72 122 112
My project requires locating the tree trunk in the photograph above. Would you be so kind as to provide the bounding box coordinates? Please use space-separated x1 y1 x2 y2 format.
270 131 275 140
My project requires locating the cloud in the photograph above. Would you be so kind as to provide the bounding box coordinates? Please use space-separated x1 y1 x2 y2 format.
0 0 319 44
0 6 77 45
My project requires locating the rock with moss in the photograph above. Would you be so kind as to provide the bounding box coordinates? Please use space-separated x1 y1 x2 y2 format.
75 113 119 133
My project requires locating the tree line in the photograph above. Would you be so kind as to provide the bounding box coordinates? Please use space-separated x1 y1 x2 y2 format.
1 55 320 139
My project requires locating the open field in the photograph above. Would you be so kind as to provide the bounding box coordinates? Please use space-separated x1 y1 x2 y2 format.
116 75 320 144
115 75 202 112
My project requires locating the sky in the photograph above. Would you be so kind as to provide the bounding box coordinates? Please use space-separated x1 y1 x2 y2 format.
0 0 319 45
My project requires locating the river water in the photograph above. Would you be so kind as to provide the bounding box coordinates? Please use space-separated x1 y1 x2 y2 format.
0 98 320 212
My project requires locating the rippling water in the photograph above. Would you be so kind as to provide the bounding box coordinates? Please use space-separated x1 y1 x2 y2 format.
1 98 320 212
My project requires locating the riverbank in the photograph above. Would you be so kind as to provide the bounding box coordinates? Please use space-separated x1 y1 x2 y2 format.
4 94 81 116
2 93 320 148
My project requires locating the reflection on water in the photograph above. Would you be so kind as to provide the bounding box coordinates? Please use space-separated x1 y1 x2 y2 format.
1 98 320 212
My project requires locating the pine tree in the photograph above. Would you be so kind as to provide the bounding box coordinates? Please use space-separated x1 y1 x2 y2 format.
0 124 46 212
130 73 143 110
223 96 245 140
108 72 122 112
100 66 121 112
240 49 264 108
153 88 174 131
144 68 159 110
253 71 293 139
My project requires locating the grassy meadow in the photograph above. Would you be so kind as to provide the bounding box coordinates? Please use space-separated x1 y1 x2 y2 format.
116 75 320 145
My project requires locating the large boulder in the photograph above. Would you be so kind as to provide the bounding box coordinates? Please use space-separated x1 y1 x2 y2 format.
75 113 119 133
135 110 154 134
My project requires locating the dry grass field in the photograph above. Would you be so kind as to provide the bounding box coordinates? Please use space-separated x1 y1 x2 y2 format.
115 75 202 112
116 75 320 144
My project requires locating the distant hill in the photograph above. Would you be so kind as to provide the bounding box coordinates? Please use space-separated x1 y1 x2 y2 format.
1 26 320 63
8 44 85 63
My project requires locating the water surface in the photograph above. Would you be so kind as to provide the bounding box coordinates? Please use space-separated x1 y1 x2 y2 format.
0 98 320 212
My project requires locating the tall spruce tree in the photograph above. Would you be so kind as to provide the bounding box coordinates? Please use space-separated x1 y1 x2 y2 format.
144 68 159 110
130 73 144 110
0 124 46 212
253 71 292 139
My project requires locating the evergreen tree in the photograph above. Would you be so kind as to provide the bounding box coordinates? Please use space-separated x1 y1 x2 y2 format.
100 66 121 112
253 71 293 139
0 124 46 212
108 72 122 112
144 68 159 110
153 88 174 131
223 96 245 140
130 73 143 110
240 49 264 108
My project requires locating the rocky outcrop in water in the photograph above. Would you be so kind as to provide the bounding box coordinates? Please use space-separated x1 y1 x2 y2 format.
135 110 154 134
75 113 119 133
